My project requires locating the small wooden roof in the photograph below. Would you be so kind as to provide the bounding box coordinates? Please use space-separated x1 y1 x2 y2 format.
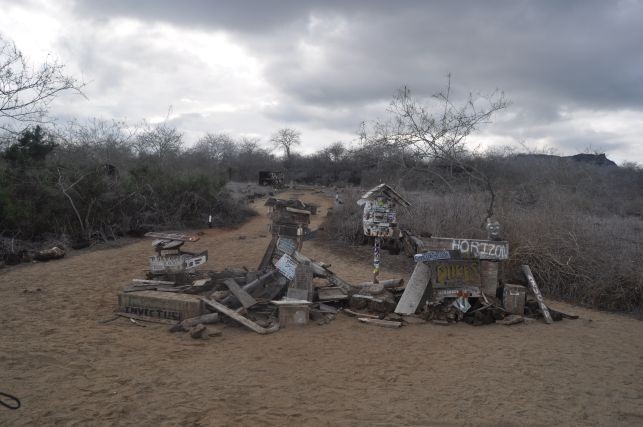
357 183 411 207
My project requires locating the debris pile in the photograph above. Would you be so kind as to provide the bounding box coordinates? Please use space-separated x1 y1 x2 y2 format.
113 193 577 337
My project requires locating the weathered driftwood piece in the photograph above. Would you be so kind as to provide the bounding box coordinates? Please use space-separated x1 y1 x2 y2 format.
144 231 200 242
521 265 553 324
221 270 278 306
357 318 402 328
343 309 379 319
202 298 279 334
394 262 431 315
169 313 220 332
132 279 176 285
224 279 258 309
548 307 579 320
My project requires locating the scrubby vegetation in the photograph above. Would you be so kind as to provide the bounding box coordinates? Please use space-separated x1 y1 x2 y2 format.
326 154 643 314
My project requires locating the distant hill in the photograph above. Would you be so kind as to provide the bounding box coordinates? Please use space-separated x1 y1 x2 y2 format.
515 153 617 167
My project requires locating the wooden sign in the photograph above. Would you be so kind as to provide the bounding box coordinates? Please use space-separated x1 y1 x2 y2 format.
277 237 297 255
434 260 481 287
275 253 298 281
418 237 509 260
414 250 452 263
144 231 200 242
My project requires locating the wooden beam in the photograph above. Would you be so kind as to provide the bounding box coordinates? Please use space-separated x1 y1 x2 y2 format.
201 298 279 334
394 262 431 315
521 265 553 324
224 279 258 309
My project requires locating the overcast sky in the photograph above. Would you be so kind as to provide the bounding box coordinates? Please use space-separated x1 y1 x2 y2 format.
1 0 642 163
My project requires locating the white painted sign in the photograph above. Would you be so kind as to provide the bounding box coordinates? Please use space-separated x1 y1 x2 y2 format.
277 237 297 255
275 254 298 280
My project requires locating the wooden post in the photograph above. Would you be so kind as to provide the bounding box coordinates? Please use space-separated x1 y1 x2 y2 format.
258 236 277 270
521 265 553 324
394 262 431 315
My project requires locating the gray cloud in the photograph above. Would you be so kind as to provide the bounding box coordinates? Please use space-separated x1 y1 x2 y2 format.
4 0 643 162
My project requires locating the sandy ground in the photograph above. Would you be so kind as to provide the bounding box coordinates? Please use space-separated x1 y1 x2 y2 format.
1 189 642 426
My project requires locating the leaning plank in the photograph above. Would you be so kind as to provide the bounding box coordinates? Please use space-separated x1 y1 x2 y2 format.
144 231 200 242
293 251 353 292
394 262 431 315
201 298 279 334
357 318 402 328
132 279 176 285
258 236 278 270
521 265 553 324
224 279 258 309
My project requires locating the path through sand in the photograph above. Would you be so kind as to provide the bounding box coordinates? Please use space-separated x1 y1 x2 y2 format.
1 189 642 426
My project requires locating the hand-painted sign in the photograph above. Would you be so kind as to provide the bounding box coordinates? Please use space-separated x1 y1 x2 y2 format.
418 237 509 260
414 250 451 263
450 239 508 260
435 261 481 286
275 253 298 281
277 237 297 255
434 286 482 299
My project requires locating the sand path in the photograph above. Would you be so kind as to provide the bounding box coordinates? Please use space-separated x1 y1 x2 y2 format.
1 189 642 426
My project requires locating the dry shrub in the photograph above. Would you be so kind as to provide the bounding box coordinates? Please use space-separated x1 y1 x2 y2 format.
327 186 643 313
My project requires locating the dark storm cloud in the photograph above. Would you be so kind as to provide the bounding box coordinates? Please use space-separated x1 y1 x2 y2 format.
75 0 643 109
66 1 643 160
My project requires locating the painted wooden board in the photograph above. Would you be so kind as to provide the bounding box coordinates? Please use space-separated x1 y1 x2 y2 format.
521 265 553 324
413 250 452 263
418 237 509 260
275 253 298 280
223 279 257 309
394 262 431 315
276 237 297 255
201 298 279 334
144 231 200 242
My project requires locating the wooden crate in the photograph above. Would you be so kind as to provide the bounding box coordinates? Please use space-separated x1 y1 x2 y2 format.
118 290 206 321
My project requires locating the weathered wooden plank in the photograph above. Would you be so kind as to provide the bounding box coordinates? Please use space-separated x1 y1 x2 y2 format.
275 253 298 280
521 265 553 324
413 250 452 263
357 318 402 328
132 279 176 285
258 236 278 270
394 262 431 315
201 298 279 334
223 279 258 309
144 231 200 242
418 237 509 260
317 287 348 301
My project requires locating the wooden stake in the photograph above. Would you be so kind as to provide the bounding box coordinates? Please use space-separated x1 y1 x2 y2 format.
521 265 553 324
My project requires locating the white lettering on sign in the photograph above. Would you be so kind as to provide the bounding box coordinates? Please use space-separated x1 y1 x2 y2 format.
275 254 298 280
451 239 509 260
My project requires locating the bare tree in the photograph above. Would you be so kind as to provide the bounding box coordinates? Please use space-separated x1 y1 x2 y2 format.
363 77 509 219
135 122 183 159
0 34 84 132
270 127 301 162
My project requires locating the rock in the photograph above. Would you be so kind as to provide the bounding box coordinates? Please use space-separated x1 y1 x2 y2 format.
34 246 65 261
188 324 207 339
